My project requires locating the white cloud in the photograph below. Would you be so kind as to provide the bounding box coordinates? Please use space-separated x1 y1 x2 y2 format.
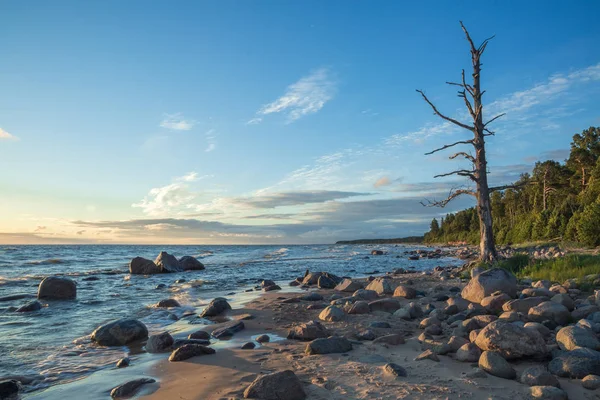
178 172 199 182
160 113 196 131
0 128 18 141
246 117 263 125
203 129 218 152
254 67 336 123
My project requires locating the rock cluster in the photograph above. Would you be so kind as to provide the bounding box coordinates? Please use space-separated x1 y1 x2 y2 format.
129 252 205 274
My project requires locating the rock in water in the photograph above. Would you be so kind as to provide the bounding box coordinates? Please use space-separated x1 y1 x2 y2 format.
129 257 161 274
168 344 215 361
91 319 148 346
110 378 155 398
383 363 407 377
556 325 600 351
179 256 205 271
154 298 180 308
319 306 344 322
154 251 183 273
0 380 21 399
256 334 270 343
146 332 174 353
474 320 546 359
116 358 130 368
211 320 245 339
16 300 42 312
306 336 352 355
527 386 568 400
243 370 305 400
461 268 517 303
478 351 516 379
200 297 232 317
287 321 329 341
37 276 76 300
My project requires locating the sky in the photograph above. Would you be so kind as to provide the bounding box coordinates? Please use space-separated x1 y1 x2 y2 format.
1 1 600 244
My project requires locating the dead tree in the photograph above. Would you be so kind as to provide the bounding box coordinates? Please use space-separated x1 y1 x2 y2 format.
418 22 506 263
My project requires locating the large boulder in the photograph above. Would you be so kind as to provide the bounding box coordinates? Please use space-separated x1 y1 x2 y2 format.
502 297 547 314
91 319 148 346
302 272 341 286
287 321 329 341
129 257 161 274
528 302 570 326
548 347 600 378
478 351 516 379
319 306 344 322
37 276 76 300
393 285 417 299
556 325 600 351
154 251 183 273
481 293 511 313
365 277 395 295
200 297 231 317
145 332 174 353
179 256 205 271
317 275 336 289
474 320 547 359
168 344 215 362
456 343 481 362
335 279 362 293
520 366 560 388
352 289 379 301
243 370 305 400
305 336 352 355
347 301 370 315
461 268 517 303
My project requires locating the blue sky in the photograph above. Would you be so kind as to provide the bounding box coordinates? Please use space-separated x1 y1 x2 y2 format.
1 1 599 244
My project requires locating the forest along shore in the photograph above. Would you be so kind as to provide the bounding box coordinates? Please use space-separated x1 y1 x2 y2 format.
8 248 600 399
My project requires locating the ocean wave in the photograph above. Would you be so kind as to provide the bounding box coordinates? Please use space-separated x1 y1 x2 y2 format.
195 251 214 258
25 259 66 266
264 248 289 259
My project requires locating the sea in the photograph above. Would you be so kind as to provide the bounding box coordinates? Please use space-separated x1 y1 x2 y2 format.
0 244 461 397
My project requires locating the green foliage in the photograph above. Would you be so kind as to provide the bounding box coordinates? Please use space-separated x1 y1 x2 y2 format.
515 254 600 283
424 126 600 248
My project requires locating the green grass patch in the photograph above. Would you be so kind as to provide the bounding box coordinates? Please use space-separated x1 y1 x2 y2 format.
516 254 600 284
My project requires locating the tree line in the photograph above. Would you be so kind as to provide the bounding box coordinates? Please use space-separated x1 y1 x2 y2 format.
424 126 600 247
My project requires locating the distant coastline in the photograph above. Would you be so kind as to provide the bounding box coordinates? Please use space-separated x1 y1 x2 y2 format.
335 236 424 245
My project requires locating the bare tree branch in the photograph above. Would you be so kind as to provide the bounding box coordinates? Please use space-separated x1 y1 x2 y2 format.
421 187 477 208
460 21 477 54
489 182 528 192
433 169 477 181
416 90 475 132
424 139 475 155
484 113 506 127
449 152 475 163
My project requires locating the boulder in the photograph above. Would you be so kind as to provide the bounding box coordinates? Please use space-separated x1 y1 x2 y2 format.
212 320 245 339
154 251 183 273
352 289 379 301
548 347 600 378
556 325 600 351
383 363 407 377
91 319 148 346
461 268 517 303
372 334 405 345
145 332 174 353
300 293 323 302
241 342 255 350
528 302 570 326
335 279 362 292
188 330 211 340
16 300 42 312
582 374 600 390
502 297 547 314
154 298 180 308
572 305 600 321
0 380 21 399
261 279 276 288
368 298 401 313
522 288 554 298
481 293 511 313
478 351 516 379
129 257 161 274
306 336 352 355
179 256 205 271
393 285 417 299
168 344 215 361
447 297 471 311
527 386 568 400
524 322 552 337
110 378 155 399
347 301 370 314
474 320 546 359
456 343 481 362
317 275 336 289
365 277 395 295
243 370 305 400
37 276 76 300
256 334 270 343
263 284 281 292
319 306 344 322
447 336 470 352
520 366 560 388
551 294 574 311
200 297 231 317
357 330 376 341
287 321 329 341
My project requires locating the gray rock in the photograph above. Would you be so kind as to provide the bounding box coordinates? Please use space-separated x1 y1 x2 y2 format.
243 370 305 400
212 320 245 339
154 298 180 308
129 257 161 274
415 349 439 362
481 293 511 313
188 330 211 340
200 297 231 317
179 256 205 271
551 294 574 311
370 321 391 329
319 306 344 322
474 320 547 359
300 293 323 302
479 351 516 379
582 374 600 390
317 275 336 289
0 380 21 399
335 279 362 293
520 366 560 387
456 343 481 362
305 336 352 355
393 285 417 299
352 289 379 301
91 319 148 346
146 332 174 353
154 251 183 273
548 347 600 378
168 344 215 361
365 277 395 295
172 339 211 348
556 325 600 351
37 276 76 300
527 386 567 400
256 334 270 343
110 378 155 399
287 320 329 341
368 298 401 313
528 302 570 326
447 336 470 352
572 305 600 321
16 300 42 312
383 363 407 377
502 297 547 314
241 342 255 349
356 330 376 341
347 301 370 314
461 268 517 303
116 357 130 368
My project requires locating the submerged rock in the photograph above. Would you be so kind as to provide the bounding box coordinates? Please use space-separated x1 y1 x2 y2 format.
154 299 180 308
243 370 305 400
110 378 155 398
154 251 183 273
116 358 130 368
179 256 205 271
0 380 21 399
91 319 148 346
129 257 161 274
37 276 76 300
16 300 42 312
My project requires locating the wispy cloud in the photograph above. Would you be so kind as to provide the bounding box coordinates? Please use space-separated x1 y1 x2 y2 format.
160 113 196 131
374 176 392 188
252 67 336 123
246 117 263 125
0 128 18 141
205 129 218 152
230 190 371 209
